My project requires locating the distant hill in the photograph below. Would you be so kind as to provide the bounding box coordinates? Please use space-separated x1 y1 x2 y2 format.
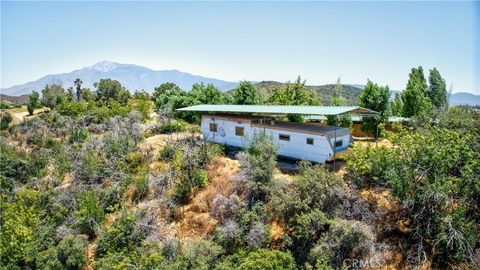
0 94 29 105
448 92 480 106
1 61 239 96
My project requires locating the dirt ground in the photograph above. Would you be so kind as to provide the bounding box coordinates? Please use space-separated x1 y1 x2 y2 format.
174 156 240 239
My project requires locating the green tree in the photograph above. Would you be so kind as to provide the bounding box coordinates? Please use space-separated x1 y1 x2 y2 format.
27 91 41 115
41 84 65 109
427 68 447 109
326 78 352 127
94 79 130 105
191 82 224 104
389 93 403 116
358 80 391 137
402 66 431 117
232 81 259 105
65 87 74 102
152 82 181 102
80 88 96 102
133 90 150 101
268 76 319 122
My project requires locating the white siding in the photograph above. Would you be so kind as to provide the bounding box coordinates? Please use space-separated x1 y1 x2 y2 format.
200 116 349 163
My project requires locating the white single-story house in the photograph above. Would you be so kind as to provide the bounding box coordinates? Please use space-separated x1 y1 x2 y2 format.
177 105 379 163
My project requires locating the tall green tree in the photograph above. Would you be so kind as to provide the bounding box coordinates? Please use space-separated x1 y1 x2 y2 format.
191 83 224 104
326 78 351 127
268 76 318 122
389 93 403 116
427 68 447 109
152 82 181 102
27 91 41 115
232 81 259 105
401 66 432 117
94 79 130 105
41 84 65 109
358 80 391 137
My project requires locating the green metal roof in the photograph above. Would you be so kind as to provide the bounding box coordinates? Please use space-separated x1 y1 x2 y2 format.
177 104 379 116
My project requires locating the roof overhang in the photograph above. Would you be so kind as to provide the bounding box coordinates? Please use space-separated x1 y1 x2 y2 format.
177 104 379 116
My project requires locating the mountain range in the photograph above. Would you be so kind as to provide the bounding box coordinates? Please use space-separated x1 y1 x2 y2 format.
1 61 238 96
1 61 479 106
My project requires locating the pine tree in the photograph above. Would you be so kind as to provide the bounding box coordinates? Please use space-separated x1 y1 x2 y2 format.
427 68 447 109
401 66 432 117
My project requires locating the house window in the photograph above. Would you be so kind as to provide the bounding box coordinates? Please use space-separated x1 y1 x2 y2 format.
306 138 314 145
209 123 217 132
235 126 244 136
279 134 290 141
335 140 343 147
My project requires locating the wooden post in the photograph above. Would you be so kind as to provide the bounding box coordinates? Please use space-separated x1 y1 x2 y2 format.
333 115 337 169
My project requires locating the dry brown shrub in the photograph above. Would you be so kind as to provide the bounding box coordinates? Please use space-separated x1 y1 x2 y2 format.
269 220 286 248
175 156 240 239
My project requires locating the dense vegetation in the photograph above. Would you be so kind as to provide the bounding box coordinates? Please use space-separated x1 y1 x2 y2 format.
1 69 479 269
346 106 480 268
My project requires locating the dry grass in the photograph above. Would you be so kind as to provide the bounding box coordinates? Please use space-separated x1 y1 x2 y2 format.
83 243 96 270
273 168 296 183
175 156 239 239
269 220 286 248
359 187 400 213
353 137 394 148
358 187 413 269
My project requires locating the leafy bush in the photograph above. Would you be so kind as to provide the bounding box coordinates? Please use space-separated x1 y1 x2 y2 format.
76 153 104 183
132 175 149 202
97 211 145 256
345 145 399 186
0 188 40 268
211 194 244 223
75 190 104 237
215 249 296 270
56 235 87 269
173 169 208 204
100 186 124 213
126 152 148 173
36 247 63 270
308 219 374 268
156 119 188 133
213 202 269 253
0 111 12 130
69 127 89 143
239 132 278 205
0 143 29 191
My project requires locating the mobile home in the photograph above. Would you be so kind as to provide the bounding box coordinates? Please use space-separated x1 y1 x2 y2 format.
177 105 378 163
201 114 350 163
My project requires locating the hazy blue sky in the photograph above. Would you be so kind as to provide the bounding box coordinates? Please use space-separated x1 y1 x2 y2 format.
1 1 479 93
